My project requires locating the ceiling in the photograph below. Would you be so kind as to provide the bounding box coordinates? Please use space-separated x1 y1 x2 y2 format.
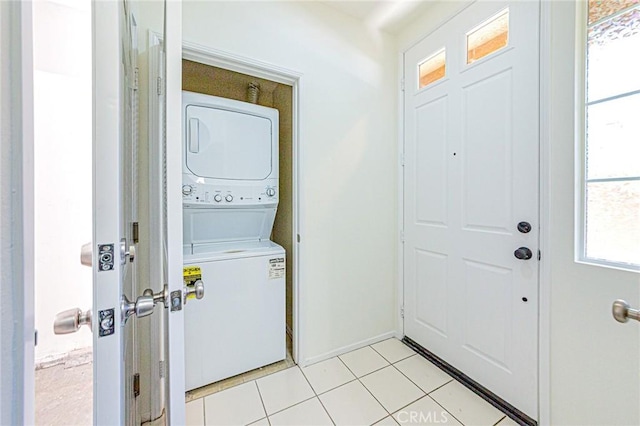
318 1 435 33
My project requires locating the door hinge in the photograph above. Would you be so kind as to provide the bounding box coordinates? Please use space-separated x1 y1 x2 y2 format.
400 230 405 244
159 360 166 378
132 222 139 244
400 306 405 319
133 373 140 397
400 153 405 167
400 78 405 92
538 250 541 261
34 329 38 346
157 76 163 96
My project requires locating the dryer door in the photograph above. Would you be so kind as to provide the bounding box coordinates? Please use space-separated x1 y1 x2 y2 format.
185 105 273 180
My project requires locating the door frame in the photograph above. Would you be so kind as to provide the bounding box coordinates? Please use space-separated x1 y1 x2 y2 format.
147 32 305 365
397 1 552 422
0 0 35 424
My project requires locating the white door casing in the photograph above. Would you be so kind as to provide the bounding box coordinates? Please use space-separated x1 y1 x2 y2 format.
403 0 539 418
164 0 187 423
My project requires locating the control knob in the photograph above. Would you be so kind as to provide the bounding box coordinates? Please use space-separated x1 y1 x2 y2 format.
182 185 193 196
213 194 222 203
225 195 233 202
266 188 276 197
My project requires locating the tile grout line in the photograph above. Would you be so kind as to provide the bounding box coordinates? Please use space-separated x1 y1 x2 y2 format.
369 342 416 365
384 356 466 426
336 351 391 424
367 344 433 422
299 365 336 426
380 348 462 426
424 393 467 426
493 415 507 426
253 379 271 426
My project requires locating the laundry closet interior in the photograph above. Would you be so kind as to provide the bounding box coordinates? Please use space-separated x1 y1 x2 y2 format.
180 59 296 393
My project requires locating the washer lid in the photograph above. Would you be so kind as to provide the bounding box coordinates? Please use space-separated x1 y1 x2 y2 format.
185 104 273 181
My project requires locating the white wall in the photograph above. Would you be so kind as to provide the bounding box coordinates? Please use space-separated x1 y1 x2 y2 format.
32 0 92 363
179 1 399 362
397 1 640 424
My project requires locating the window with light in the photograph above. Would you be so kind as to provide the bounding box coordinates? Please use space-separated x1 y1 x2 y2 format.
582 0 640 269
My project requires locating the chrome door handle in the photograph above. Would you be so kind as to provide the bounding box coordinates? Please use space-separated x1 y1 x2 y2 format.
121 285 168 324
612 299 640 323
54 308 92 334
80 242 92 267
184 279 204 304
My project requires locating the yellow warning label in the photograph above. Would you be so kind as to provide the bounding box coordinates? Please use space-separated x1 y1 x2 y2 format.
183 266 201 285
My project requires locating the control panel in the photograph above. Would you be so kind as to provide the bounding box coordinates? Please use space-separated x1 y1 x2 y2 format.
182 174 278 207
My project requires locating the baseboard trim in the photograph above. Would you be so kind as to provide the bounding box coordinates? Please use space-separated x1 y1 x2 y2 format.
402 336 537 426
301 331 397 367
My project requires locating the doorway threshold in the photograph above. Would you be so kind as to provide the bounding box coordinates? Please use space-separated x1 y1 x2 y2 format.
402 336 536 426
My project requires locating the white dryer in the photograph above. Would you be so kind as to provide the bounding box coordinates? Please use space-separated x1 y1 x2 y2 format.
181 92 285 391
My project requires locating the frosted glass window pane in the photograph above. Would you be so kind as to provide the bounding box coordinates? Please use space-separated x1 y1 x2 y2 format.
587 94 640 179
588 0 639 24
467 10 509 64
418 49 446 89
586 181 640 266
587 7 640 102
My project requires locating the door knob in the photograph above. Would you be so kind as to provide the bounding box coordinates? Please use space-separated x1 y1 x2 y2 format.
612 299 640 323
54 308 92 334
80 242 92 267
120 238 135 264
514 247 533 260
121 285 168 324
517 221 532 233
184 279 205 304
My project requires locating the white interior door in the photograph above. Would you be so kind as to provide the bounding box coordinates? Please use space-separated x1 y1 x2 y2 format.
92 0 186 424
403 0 539 418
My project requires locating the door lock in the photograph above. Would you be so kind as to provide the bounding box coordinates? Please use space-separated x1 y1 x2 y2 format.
54 308 92 334
517 221 532 234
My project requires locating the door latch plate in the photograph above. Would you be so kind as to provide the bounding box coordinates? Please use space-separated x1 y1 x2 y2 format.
98 244 115 271
170 290 182 312
98 308 115 337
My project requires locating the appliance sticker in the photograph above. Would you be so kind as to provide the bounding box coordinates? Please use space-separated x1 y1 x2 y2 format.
269 258 285 280
183 266 202 286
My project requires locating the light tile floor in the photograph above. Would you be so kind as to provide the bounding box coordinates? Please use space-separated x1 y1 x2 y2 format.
185 338 517 426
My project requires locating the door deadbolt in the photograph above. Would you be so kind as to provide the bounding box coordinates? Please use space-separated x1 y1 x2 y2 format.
517 221 532 234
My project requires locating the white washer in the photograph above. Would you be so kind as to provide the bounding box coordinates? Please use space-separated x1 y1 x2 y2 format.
181 92 285 390
184 241 285 391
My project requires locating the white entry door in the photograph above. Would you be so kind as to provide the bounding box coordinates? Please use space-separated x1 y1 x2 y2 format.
91 0 187 424
403 0 539 418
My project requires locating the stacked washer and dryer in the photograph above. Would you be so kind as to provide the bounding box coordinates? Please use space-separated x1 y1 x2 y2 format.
181 91 286 391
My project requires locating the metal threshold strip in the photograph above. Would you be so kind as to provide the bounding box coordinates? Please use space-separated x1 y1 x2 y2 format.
402 336 537 426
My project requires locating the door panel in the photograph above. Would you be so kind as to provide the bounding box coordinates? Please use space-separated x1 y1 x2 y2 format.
93 0 187 424
92 1 128 423
404 0 539 418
